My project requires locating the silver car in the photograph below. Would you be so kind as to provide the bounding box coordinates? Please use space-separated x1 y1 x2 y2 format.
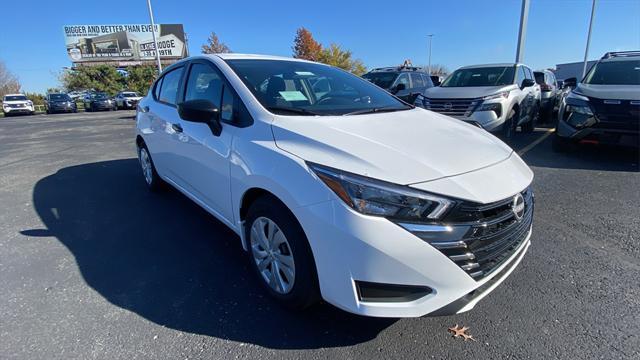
416 63 541 138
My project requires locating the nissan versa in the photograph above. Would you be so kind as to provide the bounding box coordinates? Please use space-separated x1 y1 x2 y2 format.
135 54 534 317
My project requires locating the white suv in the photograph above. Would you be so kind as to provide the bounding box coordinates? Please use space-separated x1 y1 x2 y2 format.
2 94 35 116
416 63 541 138
135 54 534 317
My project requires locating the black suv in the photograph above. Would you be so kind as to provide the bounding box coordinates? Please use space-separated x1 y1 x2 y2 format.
362 65 434 103
553 51 640 151
45 93 77 114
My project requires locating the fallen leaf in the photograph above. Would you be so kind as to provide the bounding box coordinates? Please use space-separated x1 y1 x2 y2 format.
448 324 477 341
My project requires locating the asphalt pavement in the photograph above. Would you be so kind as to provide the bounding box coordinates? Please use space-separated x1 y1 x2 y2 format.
1 111 639 359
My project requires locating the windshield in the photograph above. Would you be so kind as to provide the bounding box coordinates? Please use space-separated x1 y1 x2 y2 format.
123 92 139 97
225 59 411 116
4 95 28 101
534 72 545 85
441 66 515 87
50 94 71 101
361 72 398 89
583 60 640 85
94 93 109 99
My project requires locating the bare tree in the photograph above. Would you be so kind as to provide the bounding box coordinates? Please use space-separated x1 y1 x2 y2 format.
0 60 21 97
201 32 231 54
428 64 450 77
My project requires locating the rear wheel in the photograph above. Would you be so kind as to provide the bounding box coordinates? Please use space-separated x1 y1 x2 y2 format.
245 196 320 310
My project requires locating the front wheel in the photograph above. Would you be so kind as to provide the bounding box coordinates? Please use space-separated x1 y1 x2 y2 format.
245 196 320 310
522 105 539 133
137 144 164 191
502 108 518 139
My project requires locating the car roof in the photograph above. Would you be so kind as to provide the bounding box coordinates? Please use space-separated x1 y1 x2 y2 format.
600 56 640 63
211 53 317 64
458 63 524 69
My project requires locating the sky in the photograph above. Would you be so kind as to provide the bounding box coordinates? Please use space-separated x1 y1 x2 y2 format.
1 0 639 93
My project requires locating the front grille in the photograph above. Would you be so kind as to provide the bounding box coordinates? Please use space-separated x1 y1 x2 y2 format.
431 188 534 280
425 98 480 117
588 97 640 131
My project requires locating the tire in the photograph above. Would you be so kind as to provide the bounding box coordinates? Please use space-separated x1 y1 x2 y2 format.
502 108 518 139
137 143 164 191
552 133 572 152
522 105 539 133
46 109 50 114
245 195 320 310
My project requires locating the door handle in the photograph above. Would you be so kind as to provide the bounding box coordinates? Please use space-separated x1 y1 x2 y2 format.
171 123 183 133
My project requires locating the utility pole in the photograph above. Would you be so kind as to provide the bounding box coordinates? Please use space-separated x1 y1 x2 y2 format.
515 0 530 63
427 34 434 75
583 0 597 78
146 0 162 73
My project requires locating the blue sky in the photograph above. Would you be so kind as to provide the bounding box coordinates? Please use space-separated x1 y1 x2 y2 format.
2 0 639 93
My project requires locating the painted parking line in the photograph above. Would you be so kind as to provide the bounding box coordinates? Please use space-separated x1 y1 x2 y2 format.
517 128 555 156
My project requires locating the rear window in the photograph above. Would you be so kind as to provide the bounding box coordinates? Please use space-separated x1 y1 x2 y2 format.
583 60 640 85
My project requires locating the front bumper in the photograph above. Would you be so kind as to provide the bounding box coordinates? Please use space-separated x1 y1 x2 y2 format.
557 118 639 147
3 105 34 114
295 197 531 318
49 103 76 112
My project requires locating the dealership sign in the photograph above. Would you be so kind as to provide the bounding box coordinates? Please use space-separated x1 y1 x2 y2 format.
63 24 187 63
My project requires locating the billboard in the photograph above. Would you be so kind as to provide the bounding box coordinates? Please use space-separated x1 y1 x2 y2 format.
63 24 187 64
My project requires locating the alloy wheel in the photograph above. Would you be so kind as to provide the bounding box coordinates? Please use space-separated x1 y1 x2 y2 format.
250 217 296 294
138 148 153 185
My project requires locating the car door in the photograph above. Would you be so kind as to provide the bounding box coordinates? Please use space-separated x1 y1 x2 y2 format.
170 60 235 223
525 67 539 115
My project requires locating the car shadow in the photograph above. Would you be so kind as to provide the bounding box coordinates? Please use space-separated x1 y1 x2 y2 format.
27 159 395 349
497 128 639 172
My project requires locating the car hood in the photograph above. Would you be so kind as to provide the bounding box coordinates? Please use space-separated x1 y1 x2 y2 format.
3 100 29 105
424 85 516 99
124 97 143 101
575 84 640 100
271 108 514 185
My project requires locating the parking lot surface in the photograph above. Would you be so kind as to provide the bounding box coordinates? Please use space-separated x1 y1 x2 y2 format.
1 112 639 359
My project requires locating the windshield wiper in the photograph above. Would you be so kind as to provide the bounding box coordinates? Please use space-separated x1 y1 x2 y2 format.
343 106 411 116
266 106 321 116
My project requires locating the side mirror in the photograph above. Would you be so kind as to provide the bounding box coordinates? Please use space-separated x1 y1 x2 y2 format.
177 99 222 136
564 77 577 88
522 79 535 88
393 83 406 94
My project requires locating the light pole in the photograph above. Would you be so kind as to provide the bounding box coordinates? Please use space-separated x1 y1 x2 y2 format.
146 0 162 73
515 0 530 63
583 0 597 78
427 34 434 75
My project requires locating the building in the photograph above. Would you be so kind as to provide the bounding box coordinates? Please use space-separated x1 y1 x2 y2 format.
553 60 597 81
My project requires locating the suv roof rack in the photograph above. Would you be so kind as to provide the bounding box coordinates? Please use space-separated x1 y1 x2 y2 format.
370 66 426 73
601 51 640 59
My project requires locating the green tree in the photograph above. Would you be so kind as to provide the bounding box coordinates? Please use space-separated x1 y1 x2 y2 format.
318 44 367 75
292 27 322 61
60 65 125 95
201 32 231 54
126 65 157 95
24 92 45 105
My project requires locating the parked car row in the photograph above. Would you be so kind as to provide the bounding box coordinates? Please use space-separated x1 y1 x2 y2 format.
2 91 144 116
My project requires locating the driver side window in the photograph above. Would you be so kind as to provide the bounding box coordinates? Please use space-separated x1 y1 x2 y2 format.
394 73 410 88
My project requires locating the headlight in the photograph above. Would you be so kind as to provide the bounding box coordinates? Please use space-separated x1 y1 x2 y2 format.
308 163 455 221
477 103 502 117
565 91 593 116
482 92 509 100
413 95 430 108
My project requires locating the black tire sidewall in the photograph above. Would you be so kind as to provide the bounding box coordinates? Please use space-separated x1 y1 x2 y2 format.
244 196 320 310
502 108 517 138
